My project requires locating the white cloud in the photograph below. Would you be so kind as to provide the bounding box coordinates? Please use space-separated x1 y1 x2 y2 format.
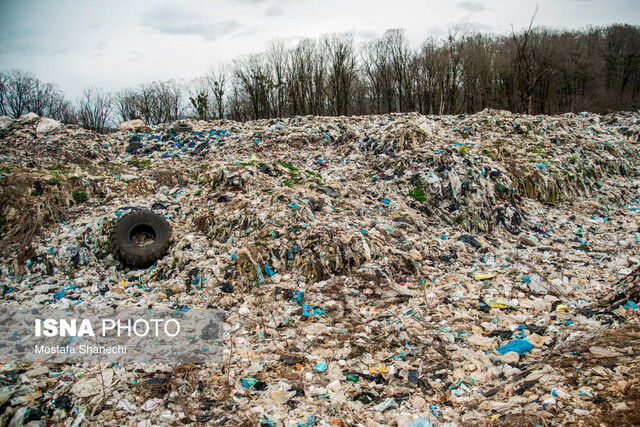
141 6 243 41
456 1 488 13
264 5 283 16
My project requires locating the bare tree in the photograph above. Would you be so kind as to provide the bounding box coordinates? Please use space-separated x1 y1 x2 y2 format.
77 87 112 133
0 69 74 121
3 69 37 118
233 54 273 119
0 71 9 116
114 88 140 122
604 24 640 107
362 39 391 114
155 80 183 123
207 63 228 119
415 38 445 114
5 24 640 124
384 29 412 112
324 33 358 116
266 40 288 117
460 32 496 113
512 8 556 114
189 76 210 121
49 97 77 124
113 81 183 125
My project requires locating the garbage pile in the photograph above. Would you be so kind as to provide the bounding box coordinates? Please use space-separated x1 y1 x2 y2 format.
1 109 640 426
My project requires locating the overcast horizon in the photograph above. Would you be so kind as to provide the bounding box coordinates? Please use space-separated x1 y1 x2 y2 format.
1 0 639 100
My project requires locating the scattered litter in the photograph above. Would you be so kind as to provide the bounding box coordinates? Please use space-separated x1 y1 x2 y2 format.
1 110 640 424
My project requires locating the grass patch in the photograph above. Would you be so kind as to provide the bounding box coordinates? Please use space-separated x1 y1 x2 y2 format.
457 145 467 156
47 164 69 174
569 155 578 164
194 189 202 196
525 142 547 154
130 159 151 168
282 170 304 187
0 167 11 174
97 160 118 167
277 161 298 171
409 186 426 202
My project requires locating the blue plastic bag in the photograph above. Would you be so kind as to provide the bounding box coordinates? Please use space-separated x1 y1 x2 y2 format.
496 339 532 355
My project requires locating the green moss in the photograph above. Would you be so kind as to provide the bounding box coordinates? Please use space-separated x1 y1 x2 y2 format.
409 186 426 202
72 189 88 204
577 243 590 252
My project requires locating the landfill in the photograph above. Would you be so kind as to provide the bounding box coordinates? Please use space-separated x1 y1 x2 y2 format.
0 109 640 426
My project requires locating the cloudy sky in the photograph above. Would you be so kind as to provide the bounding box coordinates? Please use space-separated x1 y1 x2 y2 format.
1 0 639 99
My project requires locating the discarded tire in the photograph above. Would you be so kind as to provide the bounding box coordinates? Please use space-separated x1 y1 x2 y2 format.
170 122 192 134
111 210 171 268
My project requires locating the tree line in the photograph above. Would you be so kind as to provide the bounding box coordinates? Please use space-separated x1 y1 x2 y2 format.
1 23 639 132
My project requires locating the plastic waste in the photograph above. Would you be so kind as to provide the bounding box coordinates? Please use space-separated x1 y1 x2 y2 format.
474 273 496 281
496 339 533 355
485 297 519 310
1 109 639 425
141 398 163 411
410 418 433 427
313 362 327 373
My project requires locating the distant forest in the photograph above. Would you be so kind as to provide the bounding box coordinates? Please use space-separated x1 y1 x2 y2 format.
1 23 640 132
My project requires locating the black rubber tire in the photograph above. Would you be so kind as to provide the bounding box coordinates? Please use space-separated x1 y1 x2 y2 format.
111 210 171 268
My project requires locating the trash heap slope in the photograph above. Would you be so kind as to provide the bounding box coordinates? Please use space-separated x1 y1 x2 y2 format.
0 109 640 426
